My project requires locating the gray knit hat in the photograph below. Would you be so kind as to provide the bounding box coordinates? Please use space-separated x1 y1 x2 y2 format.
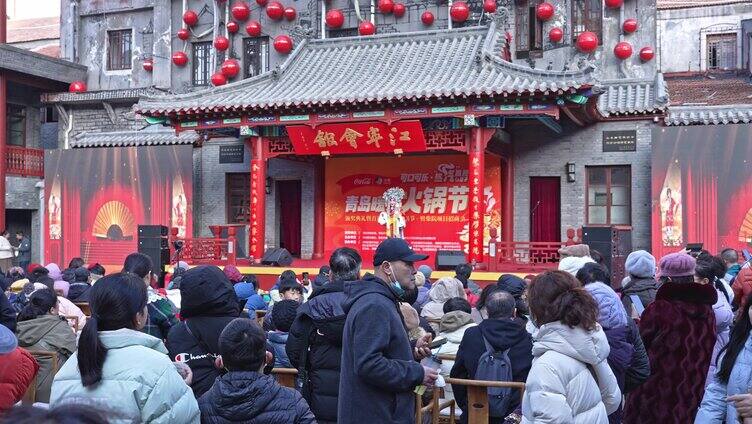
625 250 657 279
0 324 18 354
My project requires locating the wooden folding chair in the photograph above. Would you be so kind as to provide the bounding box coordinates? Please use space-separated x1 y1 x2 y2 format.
271 367 298 388
22 350 59 405
255 310 266 327
74 302 92 317
416 387 456 424
445 377 525 423
436 353 456 362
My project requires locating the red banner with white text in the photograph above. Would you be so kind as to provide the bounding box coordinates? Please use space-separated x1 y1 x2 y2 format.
287 120 426 155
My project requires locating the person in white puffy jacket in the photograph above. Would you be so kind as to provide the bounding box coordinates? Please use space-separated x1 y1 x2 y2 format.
522 270 621 424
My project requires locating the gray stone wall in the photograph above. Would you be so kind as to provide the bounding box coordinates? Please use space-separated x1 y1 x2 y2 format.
197 140 251 236
512 120 653 251
265 158 316 259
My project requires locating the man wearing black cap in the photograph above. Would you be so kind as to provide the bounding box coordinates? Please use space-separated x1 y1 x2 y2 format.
338 238 438 424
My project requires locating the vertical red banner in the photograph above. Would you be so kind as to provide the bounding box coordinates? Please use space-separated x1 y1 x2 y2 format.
468 151 485 264
249 137 267 261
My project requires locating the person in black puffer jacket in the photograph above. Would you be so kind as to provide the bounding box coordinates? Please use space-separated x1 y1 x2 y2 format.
167 265 241 398
199 318 315 423
66 267 91 302
286 247 361 424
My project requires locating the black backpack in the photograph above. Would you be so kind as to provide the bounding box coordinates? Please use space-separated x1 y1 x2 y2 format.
473 335 514 417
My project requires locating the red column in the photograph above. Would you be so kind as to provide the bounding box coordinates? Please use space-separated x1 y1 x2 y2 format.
313 157 325 259
467 128 487 264
249 137 267 262
501 156 514 243
0 0 7 231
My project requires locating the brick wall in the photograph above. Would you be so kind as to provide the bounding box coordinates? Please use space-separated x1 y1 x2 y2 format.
266 158 316 259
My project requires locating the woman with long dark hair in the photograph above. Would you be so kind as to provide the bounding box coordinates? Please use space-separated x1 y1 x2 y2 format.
15 288 77 402
122 253 178 341
695 256 734 388
50 273 199 423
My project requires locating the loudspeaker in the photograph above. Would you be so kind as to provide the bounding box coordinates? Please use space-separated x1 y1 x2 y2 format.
582 226 632 288
138 237 169 249
435 250 466 271
138 225 169 238
262 248 293 267
138 247 171 273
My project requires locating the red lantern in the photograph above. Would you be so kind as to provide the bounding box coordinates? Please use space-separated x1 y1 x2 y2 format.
421 10 434 26
256 0 267 5
227 21 240 33
623 18 638 34
143 59 154 72
576 31 599 53
266 2 284 20
214 36 230 51
172 51 189 67
393 3 406 17
69 81 87 93
535 2 554 20
639 46 654 61
614 41 632 60
183 10 199 26
549 27 563 43
221 59 240 78
359 20 376 35
605 0 623 8
483 0 497 13
273 34 293 53
246 21 262 36
284 7 297 21
177 28 190 41
231 2 251 21
211 72 228 86
378 0 394 14
450 2 470 22
325 9 345 28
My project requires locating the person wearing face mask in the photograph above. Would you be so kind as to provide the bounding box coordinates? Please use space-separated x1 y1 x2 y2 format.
338 238 438 424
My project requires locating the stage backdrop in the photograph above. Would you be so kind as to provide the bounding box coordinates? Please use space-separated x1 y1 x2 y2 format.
652 125 752 259
324 154 502 264
45 145 193 268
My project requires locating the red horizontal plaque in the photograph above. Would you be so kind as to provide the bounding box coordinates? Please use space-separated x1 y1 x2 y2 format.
286 120 427 155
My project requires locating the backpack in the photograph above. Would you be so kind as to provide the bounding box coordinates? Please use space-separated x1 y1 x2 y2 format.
474 335 514 417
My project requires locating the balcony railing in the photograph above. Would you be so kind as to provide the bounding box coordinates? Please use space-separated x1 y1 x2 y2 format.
6 146 44 177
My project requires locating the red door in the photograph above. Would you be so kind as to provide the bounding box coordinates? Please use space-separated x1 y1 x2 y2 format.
277 180 302 256
530 177 561 242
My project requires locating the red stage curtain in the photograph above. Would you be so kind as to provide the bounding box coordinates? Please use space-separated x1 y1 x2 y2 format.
684 165 719 254
530 177 561 242
277 180 302 256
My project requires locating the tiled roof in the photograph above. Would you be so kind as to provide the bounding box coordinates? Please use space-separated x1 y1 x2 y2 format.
665 74 752 106
42 88 158 104
71 128 200 148
665 105 752 125
0 44 86 84
596 73 669 116
8 17 60 44
657 0 751 9
137 23 595 116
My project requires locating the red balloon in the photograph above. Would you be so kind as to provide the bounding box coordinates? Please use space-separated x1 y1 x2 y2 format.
535 2 554 21
221 59 240 78
273 35 293 53
172 51 189 67
549 27 563 43
378 0 394 14
421 10 434 26
284 7 297 21
214 36 230 51
227 21 240 33
450 2 470 22
393 3 406 17
142 59 154 72
256 0 267 5
614 41 633 60
639 46 654 61
483 0 497 13
177 28 190 40
576 31 599 53
69 81 87 93
231 2 250 20
359 21 376 35
605 0 623 8
623 18 638 33
246 21 262 36
267 2 284 20
183 10 199 26
211 72 228 86
326 9 345 28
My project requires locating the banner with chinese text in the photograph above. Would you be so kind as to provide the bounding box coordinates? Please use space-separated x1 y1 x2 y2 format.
287 120 427 155
324 154 502 264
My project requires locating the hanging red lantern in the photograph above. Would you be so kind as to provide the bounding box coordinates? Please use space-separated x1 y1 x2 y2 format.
575 31 599 53
221 59 240 78
172 51 189 67
450 2 470 22
227 21 240 33
273 34 293 53
483 0 497 13
256 0 267 5
421 10 434 26
359 21 376 35
535 2 554 21
177 28 191 40
69 81 87 93
183 10 199 26
246 21 262 36
284 7 297 21
231 2 251 20
325 9 345 28
549 27 563 43
614 41 632 60
142 59 154 72
393 3 406 17
605 0 623 8
211 72 228 86
378 0 394 14
639 46 654 61
266 2 284 20
622 18 638 34
214 36 230 51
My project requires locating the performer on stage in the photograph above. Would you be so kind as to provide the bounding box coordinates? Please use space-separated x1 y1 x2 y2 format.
378 187 406 238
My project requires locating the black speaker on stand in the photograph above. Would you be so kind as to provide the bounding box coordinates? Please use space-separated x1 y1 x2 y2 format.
582 226 632 288
137 225 170 278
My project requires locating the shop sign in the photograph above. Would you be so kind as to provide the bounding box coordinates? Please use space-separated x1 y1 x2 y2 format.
286 120 427 155
603 130 637 152
219 144 245 163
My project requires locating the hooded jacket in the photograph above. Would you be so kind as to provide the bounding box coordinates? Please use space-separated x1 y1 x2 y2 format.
167 266 240 398
522 322 621 424
67 282 92 303
451 317 533 423
16 314 77 402
198 371 315 423
432 311 476 403
696 335 752 423
286 279 347 424
0 347 39 411
338 274 424 424
421 277 466 324
0 292 15 333
45 263 63 281
732 265 752 310
497 274 530 316
623 282 717 424
51 328 199 423
619 276 660 316
708 286 733 387
268 331 291 368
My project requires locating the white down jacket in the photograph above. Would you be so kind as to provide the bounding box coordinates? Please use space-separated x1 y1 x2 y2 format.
522 322 621 424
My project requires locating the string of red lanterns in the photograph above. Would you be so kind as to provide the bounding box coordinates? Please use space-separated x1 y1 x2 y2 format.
325 9 344 28
231 2 251 20
359 20 376 35
393 3 406 18
450 2 469 22
421 10 434 26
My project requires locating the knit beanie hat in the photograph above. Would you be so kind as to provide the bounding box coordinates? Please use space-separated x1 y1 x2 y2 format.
558 244 591 258
0 324 17 354
418 265 433 280
74 267 90 283
234 282 256 300
659 252 696 278
272 299 299 332
54 280 70 297
558 256 596 276
625 250 657 279
223 265 243 284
